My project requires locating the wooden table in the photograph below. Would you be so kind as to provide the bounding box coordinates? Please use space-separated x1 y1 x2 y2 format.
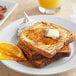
0 0 76 76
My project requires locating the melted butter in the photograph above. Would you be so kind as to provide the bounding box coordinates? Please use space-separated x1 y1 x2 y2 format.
25 28 60 45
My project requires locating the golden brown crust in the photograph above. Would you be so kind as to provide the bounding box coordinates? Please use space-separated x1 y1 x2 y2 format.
17 40 71 68
17 41 71 60
19 21 76 58
28 52 71 68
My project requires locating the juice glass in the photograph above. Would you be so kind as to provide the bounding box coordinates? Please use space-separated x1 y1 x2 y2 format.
38 0 61 14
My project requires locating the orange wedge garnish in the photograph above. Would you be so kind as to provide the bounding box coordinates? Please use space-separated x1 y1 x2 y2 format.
0 53 25 61
0 42 26 61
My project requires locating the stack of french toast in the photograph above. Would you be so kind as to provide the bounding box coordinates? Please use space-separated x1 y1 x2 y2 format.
17 21 76 68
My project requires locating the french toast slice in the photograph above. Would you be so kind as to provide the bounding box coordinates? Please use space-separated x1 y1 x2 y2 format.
17 41 71 68
17 41 71 61
17 41 45 60
29 50 70 68
19 21 76 58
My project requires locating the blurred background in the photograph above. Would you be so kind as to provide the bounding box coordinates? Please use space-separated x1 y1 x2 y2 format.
0 0 76 28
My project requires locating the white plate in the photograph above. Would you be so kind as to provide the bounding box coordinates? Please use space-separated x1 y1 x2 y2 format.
0 0 18 26
0 15 76 75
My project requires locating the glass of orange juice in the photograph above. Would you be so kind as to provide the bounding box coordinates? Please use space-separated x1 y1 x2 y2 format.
38 0 61 14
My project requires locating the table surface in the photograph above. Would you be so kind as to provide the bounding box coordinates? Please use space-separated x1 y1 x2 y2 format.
0 0 76 76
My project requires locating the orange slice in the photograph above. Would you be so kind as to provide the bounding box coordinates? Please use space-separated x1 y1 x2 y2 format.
0 53 25 61
0 42 26 61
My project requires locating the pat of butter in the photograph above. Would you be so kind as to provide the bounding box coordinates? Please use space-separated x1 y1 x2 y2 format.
45 29 59 39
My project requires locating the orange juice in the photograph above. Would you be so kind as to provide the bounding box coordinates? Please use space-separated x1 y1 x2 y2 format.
38 0 61 9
